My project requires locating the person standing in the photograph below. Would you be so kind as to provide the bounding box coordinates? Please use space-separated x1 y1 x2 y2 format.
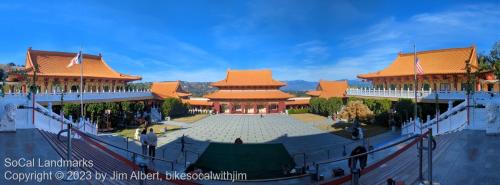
147 128 158 160
180 134 185 152
140 129 148 155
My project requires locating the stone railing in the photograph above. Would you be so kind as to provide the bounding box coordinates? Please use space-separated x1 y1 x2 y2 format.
401 93 499 136
4 89 154 103
32 102 98 136
347 88 497 101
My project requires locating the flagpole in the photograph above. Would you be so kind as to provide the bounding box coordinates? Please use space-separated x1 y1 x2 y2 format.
80 50 84 125
413 43 418 131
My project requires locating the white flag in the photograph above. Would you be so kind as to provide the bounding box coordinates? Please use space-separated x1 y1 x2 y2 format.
67 51 82 68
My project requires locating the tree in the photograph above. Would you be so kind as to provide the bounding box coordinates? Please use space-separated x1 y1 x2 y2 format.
394 98 414 124
162 98 188 118
0 68 5 81
339 100 373 122
325 97 343 115
63 103 81 122
490 41 500 92
362 99 391 115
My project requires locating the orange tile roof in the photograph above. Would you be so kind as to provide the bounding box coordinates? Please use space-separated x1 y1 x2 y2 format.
285 98 311 105
25 48 141 81
358 46 478 79
306 80 348 98
183 99 213 106
204 90 294 100
151 81 192 99
211 69 286 87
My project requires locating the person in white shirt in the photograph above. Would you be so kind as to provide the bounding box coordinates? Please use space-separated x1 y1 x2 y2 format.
147 128 158 160
140 129 148 155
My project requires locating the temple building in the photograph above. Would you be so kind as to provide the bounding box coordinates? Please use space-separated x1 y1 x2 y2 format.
151 81 191 100
17 48 141 93
306 80 348 99
204 70 294 114
356 46 496 92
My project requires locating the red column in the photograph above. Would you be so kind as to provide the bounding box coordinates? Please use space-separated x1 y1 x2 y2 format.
242 104 246 114
229 103 233 114
278 101 286 113
266 104 270 114
213 101 220 114
253 104 257 114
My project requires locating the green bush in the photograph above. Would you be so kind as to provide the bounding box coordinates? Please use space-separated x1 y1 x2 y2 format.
287 108 310 114
63 103 81 122
162 98 188 118
309 97 343 116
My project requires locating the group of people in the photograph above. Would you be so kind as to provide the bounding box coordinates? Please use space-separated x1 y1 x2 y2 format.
139 128 158 160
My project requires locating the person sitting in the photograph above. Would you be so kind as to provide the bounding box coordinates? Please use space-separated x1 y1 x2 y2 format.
140 129 148 155
147 128 158 160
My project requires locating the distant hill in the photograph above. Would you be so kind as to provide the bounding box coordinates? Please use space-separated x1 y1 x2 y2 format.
281 80 317 91
136 79 372 97
180 81 217 97
281 79 371 92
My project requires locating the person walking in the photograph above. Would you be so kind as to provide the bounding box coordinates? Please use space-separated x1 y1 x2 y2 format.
140 129 148 155
147 128 158 160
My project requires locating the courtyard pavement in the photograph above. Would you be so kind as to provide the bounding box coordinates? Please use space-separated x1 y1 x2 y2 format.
98 114 403 184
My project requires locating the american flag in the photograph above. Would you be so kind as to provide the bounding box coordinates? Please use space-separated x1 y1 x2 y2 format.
67 51 82 68
415 57 424 75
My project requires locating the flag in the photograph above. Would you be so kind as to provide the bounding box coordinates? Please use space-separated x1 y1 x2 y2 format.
67 51 82 68
415 57 424 75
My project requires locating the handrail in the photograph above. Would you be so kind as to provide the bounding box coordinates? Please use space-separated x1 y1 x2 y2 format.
316 131 424 165
71 128 176 170
319 130 430 184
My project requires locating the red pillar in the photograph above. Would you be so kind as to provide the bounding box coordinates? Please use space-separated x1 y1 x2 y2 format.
278 101 286 113
229 103 233 114
242 104 246 114
213 101 220 114
266 104 270 114
253 104 257 114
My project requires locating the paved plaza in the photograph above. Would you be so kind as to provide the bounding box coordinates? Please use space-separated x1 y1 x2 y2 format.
155 114 358 166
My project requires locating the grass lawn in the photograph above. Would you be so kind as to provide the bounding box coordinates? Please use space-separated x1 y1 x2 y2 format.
114 124 182 139
289 113 328 122
171 114 209 123
290 113 389 139
191 143 296 180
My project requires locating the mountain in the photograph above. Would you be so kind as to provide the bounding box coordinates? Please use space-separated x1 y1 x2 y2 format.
281 80 317 91
145 79 373 97
180 81 217 97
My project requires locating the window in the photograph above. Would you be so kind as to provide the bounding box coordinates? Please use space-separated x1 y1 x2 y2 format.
403 84 413 90
70 85 79 92
487 84 494 92
461 83 470 91
270 104 278 110
423 83 430 91
389 84 396 90
439 83 451 91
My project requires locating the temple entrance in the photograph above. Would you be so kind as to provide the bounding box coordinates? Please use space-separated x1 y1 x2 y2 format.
269 104 278 113
234 104 242 113
257 105 266 113
245 105 255 114
221 104 229 113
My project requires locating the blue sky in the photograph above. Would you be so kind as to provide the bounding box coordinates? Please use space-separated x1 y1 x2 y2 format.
0 0 499 82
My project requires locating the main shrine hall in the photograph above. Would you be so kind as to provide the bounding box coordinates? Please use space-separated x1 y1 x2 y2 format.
204 70 294 114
